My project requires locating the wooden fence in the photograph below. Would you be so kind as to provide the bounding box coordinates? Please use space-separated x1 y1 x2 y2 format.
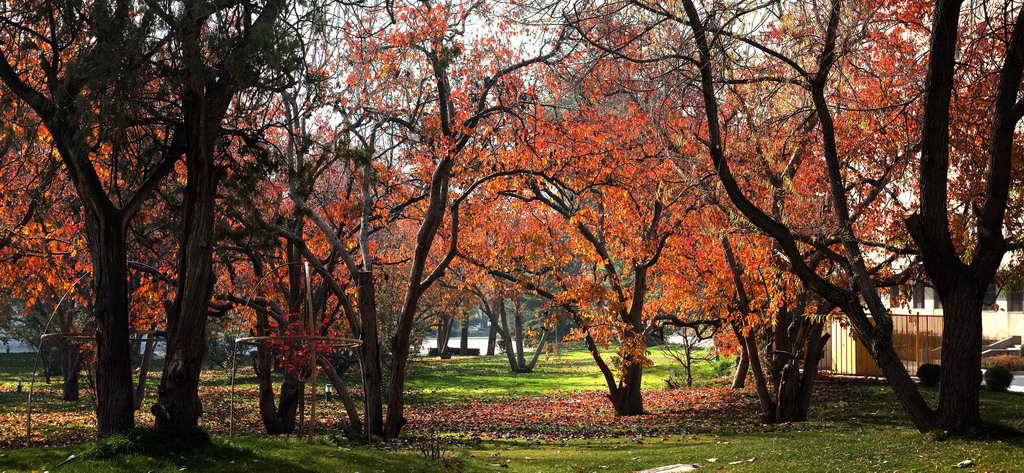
819 313 944 376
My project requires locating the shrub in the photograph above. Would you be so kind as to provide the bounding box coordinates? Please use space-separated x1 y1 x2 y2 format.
984 366 1014 392
981 355 1024 372
917 363 941 387
82 434 136 459
81 426 211 459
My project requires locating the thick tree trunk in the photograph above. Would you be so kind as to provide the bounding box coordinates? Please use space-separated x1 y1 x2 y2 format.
153 104 222 438
89 217 135 435
383 157 456 440
610 361 644 415
935 290 982 433
775 360 803 421
355 271 384 437
796 327 829 421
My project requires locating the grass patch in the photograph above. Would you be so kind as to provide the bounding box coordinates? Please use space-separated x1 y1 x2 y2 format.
2 424 1023 473
404 348 732 402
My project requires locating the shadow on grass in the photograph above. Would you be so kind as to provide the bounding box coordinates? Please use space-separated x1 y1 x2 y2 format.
0 435 457 473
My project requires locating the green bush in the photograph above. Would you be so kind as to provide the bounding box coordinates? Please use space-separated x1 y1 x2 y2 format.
82 433 137 459
984 366 1014 392
81 426 211 459
917 364 941 387
982 355 1024 372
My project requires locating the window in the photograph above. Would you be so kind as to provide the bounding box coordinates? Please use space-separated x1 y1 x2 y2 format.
1009 285 1023 312
912 281 926 309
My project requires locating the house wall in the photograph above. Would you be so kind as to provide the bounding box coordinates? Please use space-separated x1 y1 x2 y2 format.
888 285 1024 341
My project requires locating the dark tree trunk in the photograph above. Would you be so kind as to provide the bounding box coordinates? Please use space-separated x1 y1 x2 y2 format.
486 320 497 356
355 271 384 437
318 356 362 438
935 289 982 433
130 338 140 368
459 318 469 351
743 331 776 423
153 94 224 438
383 156 457 439
255 349 302 435
89 216 135 435
796 326 829 420
438 316 454 359
684 342 694 386
610 361 644 416
62 343 81 402
740 318 829 423
871 333 937 429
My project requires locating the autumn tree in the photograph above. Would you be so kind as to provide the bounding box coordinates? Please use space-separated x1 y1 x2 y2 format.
138 0 313 439
567 0 1024 433
271 0 564 438
0 2 186 435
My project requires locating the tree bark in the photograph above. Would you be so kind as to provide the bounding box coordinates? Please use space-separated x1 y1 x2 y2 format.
742 330 776 423
935 290 982 433
514 303 527 368
384 155 457 439
497 301 521 371
90 216 135 435
255 347 302 435
459 318 469 351
438 316 454 359
153 93 224 438
610 361 644 415
318 356 362 438
522 330 549 372
133 334 158 410
732 347 748 389
486 319 497 356
62 343 81 402
870 328 937 430
796 327 829 421
355 271 384 437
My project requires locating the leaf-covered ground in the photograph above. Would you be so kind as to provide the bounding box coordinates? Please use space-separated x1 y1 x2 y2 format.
2 351 1024 472
0 349 737 447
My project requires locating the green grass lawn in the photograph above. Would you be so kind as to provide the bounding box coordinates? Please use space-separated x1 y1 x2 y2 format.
0 353 36 388
2 348 1023 472
404 347 733 401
